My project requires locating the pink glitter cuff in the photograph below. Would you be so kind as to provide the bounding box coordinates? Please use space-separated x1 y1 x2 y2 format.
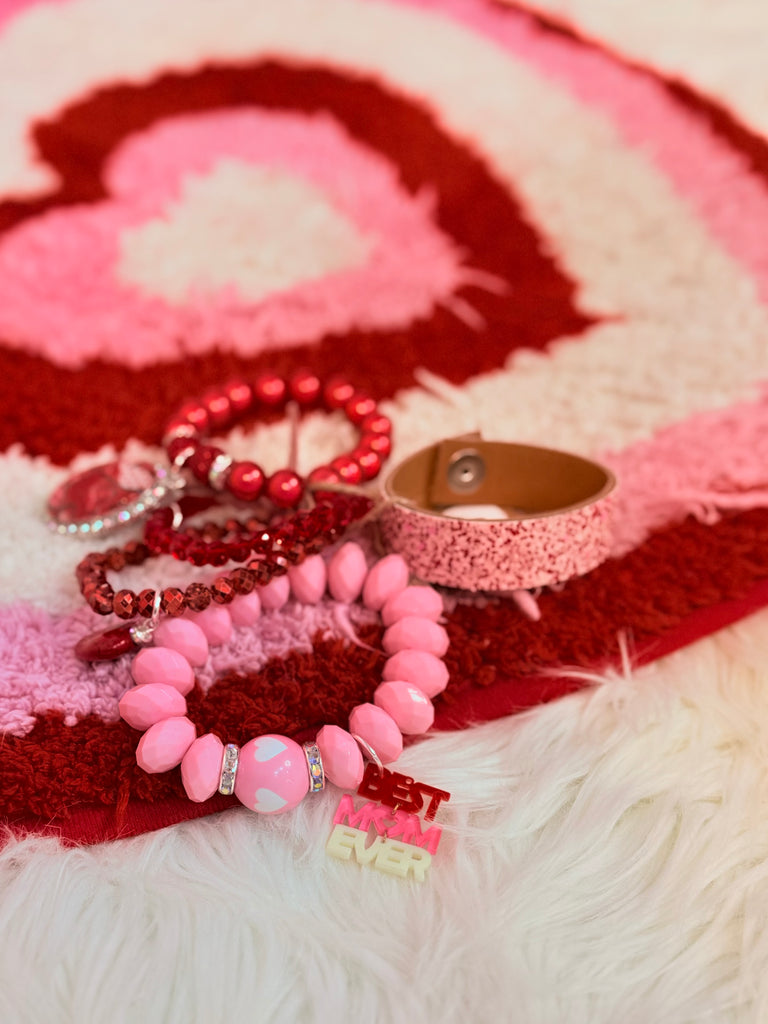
379 437 615 591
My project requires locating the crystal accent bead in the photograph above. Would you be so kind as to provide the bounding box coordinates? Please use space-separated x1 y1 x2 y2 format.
219 743 240 795
302 741 326 793
208 454 233 491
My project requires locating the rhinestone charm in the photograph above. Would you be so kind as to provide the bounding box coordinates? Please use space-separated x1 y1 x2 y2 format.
219 743 240 795
303 741 326 793
48 460 186 537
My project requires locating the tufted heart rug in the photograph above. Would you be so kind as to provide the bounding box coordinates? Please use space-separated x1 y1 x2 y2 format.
3 1 768 1021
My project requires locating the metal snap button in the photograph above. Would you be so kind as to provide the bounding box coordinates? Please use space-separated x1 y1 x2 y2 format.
446 449 486 494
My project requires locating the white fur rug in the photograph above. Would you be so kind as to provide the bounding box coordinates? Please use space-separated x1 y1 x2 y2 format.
5 611 768 1023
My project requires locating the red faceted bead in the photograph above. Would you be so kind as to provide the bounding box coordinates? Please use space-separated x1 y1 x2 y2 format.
352 448 383 481
307 465 341 487
266 469 304 508
230 567 255 595
167 436 198 465
161 587 186 616
247 559 273 585
345 393 377 425
113 589 137 619
211 577 236 604
330 456 363 486
360 412 392 436
88 584 114 615
123 539 149 565
201 389 231 430
105 547 126 571
226 460 266 501
137 589 157 618
208 544 230 567
75 625 137 662
360 432 392 458
253 373 287 406
289 369 321 406
177 400 210 433
184 581 211 612
224 379 253 415
323 376 356 410
189 445 224 484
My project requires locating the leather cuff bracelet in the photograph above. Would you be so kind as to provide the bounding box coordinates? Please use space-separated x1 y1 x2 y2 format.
378 436 615 592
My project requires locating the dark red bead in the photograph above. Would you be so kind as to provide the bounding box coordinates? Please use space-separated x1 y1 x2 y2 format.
187 542 209 567
161 587 186 616
253 373 287 406
208 544 230 567
345 393 377 425
226 460 266 502
163 416 197 441
360 432 392 458
123 540 149 565
106 547 126 571
167 436 198 465
201 389 231 430
352 448 383 481
75 625 137 663
113 589 137 619
91 584 115 616
266 469 304 509
184 582 211 612
177 400 210 432
230 567 255 595
224 379 253 415
136 589 157 618
360 412 392 436
307 465 341 487
324 376 356 410
247 559 273 584
289 369 321 406
229 541 252 563
189 444 224 484
211 577 236 604
330 456 363 486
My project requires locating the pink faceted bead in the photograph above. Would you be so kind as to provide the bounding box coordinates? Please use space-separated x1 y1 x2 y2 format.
382 616 449 657
374 681 434 735
327 542 367 603
381 585 443 626
348 703 403 764
136 715 197 773
229 590 262 627
260 574 290 611
362 553 409 610
186 604 232 645
288 554 327 604
131 646 194 695
119 683 188 731
382 649 450 698
234 734 309 814
153 618 209 667
181 733 225 803
316 724 364 789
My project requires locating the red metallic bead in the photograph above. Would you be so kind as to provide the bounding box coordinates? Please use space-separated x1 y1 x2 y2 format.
247 559 273 585
177 400 210 433
113 589 137 620
330 455 363 485
226 460 266 502
345 392 377 425
184 582 211 612
230 567 255 595
360 412 392 436
307 465 341 487
208 544 230 567
211 577 236 604
161 587 186 616
136 589 157 618
360 432 392 458
201 389 231 430
289 369 321 406
106 547 126 571
266 469 305 508
323 376 356 410
167 436 198 465
224 379 253 415
163 416 197 442
189 444 224 484
352 447 383 481
89 584 114 616
253 373 287 407
123 540 149 565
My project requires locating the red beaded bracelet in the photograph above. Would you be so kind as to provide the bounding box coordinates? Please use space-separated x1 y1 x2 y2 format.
75 491 373 628
164 370 393 510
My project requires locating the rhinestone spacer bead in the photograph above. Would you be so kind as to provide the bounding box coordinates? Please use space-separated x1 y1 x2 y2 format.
219 743 240 795
303 741 326 793
208 454 234 491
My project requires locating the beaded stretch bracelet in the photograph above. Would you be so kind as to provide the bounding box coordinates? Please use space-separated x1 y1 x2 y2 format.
76 490 372 623
117 542 451 817
164 370 393 509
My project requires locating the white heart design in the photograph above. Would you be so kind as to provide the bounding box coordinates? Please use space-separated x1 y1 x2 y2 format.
253 736 287 763
254 788 287 813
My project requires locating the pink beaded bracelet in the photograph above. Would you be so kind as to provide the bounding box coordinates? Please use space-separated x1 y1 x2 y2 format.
117 542 450 814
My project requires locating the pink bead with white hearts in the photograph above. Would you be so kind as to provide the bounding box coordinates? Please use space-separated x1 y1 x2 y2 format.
118 542 450 813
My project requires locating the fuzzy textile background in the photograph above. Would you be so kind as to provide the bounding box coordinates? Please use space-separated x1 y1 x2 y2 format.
3 0 768 1021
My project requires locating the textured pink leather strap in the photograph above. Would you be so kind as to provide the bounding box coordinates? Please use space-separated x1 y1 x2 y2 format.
379 438 615 591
